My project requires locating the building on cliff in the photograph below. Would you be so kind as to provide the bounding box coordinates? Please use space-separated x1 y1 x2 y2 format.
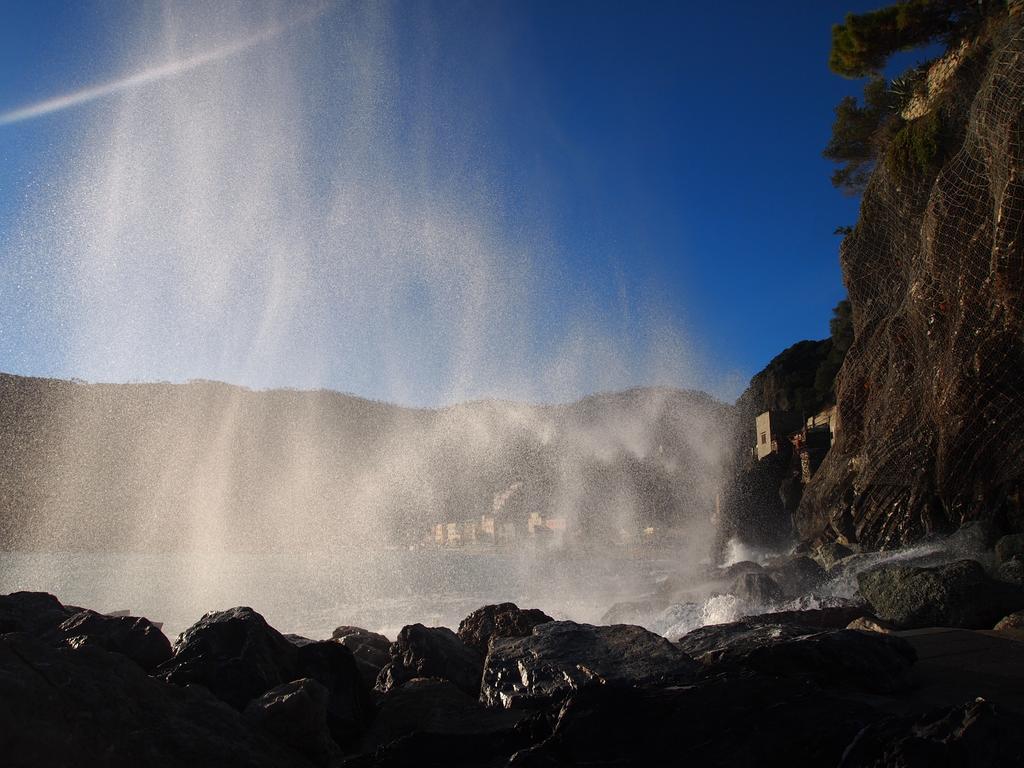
754 410 803 460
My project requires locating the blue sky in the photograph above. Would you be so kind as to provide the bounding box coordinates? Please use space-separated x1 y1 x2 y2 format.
0 1 933 405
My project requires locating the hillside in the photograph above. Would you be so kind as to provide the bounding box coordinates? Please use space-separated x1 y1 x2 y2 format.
0 374 729 552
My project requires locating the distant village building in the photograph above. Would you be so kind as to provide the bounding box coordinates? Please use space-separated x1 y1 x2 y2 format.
754 410 803 460
445 522 461 546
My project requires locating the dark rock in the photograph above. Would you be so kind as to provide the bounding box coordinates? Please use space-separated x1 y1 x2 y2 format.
510 669 883 767
813 541 854 570
676 620 915 694
994 610 1024 631
244 678 338 766
360 678 527 763
158 606 371 748
997 554 1024 585
839 698 1024 767
294 638 374 748
731 571 783 604
857 559 1024 630
375 624 483 697
764 554 827 596
332 626 391 689
741 605 871 630
0 631 315 767
946 520 1001 553
847 616 897 634
598 600 663 626
996 534 1024 565
158 607 300 710
48 609 172 671
0 591 75 635
480 621 698 710
719 560 765 579
458 603 553 655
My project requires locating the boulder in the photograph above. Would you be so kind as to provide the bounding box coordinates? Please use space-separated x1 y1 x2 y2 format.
994 610 1024 631
995 534 1024 565
0 591 76 635
675 620 916 694
847 616 896 634
47 609 172 671
510 670 882 767
719 560 765 579
158 607 372 748
293 637 374 748
0 631 315 767
158 607 300 710
945 520 1001 553
741 606 870 630
360 678 527 763
731 572 783 604
857 559 1024 630
332 626 391 689
457 603 553 655
244 679 338 767
764 555 827 596
375 624 483 697
813 541 854 570
599 600 663 626
839 698 1024 767
480 621 697 710
997 554 1024 585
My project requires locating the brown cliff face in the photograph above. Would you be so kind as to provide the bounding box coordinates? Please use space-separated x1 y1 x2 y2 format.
797 17 1024 549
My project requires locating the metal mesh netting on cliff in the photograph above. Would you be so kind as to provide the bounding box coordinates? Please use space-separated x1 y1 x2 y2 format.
797 16 1024 548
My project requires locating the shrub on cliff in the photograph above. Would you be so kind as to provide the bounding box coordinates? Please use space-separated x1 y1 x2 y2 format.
829 0 973 78
824 77 901 193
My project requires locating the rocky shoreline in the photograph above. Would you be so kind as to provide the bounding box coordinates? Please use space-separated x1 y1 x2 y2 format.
4 526 1024 766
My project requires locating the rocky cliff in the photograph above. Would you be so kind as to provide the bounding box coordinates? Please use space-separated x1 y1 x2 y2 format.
797 14 1024 548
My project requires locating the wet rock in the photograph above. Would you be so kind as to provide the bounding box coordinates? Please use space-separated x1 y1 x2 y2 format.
995 534 1024 565
742 605 870 630
652 602 704 639
994 610 1024 630
857 559 1024 630
839 698 1024 767
510 670 882 767
458 603 553 655
731 572 783 604
0 591 76 635
158 606 371 748
764 554 827 596
0 631 315 767
244 678 338 766
360 678 527 764
719 560 764 579
375 624 483 697
945 520 1001 553
480 621 698 710
332 626 391 689
847 616 896 634
599 600 663 626
675 620 915 694
293 637 374 748
997 554 1024 585
48 609 172 671
158 607 301 710
813 541 854 570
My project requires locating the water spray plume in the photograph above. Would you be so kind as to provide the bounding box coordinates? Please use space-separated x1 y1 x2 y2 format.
0 3 332 127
